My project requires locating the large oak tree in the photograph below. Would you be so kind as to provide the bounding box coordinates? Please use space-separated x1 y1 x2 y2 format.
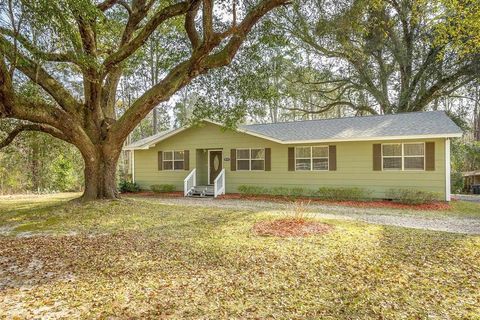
0 0 289 200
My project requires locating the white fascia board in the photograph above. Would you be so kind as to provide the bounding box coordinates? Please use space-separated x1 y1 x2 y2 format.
123 145 150 151
235 127 285 143
122 127 188 150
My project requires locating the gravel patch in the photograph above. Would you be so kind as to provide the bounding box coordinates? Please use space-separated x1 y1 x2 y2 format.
306 212 480 235
138 197 480 235
452 194 480 203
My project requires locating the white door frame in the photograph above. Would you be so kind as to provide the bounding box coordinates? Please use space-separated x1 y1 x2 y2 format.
208 149 223 185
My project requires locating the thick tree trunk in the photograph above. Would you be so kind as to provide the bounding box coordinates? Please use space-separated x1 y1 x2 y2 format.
81 145 121 201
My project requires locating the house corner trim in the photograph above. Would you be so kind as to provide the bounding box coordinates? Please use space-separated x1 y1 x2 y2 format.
445 138 451 201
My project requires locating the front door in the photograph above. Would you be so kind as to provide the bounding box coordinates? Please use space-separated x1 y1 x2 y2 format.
209 150 223 185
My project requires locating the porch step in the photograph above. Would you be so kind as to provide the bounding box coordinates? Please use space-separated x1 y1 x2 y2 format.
187 185 215 197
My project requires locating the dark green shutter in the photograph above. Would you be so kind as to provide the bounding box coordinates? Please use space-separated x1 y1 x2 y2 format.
265 148 271 171
230 149 236 171
329 145 336 171
288 147 295 171
158 151 163 171
184 150 189 170
425 142 435 171
373 144 381 171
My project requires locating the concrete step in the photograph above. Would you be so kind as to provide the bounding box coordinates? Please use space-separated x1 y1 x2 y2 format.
187 185 215 197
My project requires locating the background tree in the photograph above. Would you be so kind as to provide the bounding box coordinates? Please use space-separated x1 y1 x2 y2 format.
279 0 480 115
0 0 290 200
0 120 83 194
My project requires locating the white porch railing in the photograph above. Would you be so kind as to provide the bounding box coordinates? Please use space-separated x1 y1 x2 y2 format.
184 168 196 196
214 168 226 198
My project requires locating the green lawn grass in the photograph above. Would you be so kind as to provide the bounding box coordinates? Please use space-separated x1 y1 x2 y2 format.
448 200 480 218
0 195 479 319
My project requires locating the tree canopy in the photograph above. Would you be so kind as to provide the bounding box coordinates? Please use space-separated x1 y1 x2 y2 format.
0 0 290 200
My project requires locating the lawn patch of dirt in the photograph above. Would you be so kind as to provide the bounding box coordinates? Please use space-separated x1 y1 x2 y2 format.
253 218 333 237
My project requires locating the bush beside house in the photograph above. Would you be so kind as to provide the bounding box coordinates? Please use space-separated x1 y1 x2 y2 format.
237 185 440 204
385 188 440 205
150 184 176 193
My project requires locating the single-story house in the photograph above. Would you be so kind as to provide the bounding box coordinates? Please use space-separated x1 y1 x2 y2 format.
124 111 462 201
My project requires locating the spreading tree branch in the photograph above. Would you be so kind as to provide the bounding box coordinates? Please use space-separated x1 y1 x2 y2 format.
0 54 14 117
0 35 82 114
185 0 201 49
281 100 378 115
103 1 191 72
0 27 78 64
202 0 214 41
0 123 66 149
201 0 291 69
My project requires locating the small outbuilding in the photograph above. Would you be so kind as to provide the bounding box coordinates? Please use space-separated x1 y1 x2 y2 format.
463 171 480 194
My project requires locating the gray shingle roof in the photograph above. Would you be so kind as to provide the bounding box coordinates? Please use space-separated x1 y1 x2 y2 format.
124 111 462 149
241 111 462 142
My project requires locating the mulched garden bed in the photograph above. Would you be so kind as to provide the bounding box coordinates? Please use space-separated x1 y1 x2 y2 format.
253 218 333 237
219 193 451 211
122 191 450 211
122 191 184 198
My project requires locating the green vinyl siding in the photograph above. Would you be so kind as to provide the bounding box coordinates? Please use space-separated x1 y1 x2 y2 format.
133 122 447 199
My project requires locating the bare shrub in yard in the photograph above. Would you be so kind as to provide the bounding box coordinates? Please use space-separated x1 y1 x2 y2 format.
284 200 313 220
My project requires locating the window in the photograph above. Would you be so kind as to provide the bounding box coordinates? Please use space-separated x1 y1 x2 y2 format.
404 143 425 170
382 143 424 171
382 144 402 170
295 146 329 171
163 151 184 170
237 148 265 171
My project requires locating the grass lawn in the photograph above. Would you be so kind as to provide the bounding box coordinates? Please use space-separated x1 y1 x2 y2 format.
1 194 479 319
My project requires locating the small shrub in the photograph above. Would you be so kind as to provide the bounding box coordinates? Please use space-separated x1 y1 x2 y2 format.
386 188 440 205
317 187 370 201
119 180 140 193
269 186 290 196
150 184 176 193
269 186 307 197
238 185 266 196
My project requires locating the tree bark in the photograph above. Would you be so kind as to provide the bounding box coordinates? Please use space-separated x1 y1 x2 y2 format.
81 145 121 201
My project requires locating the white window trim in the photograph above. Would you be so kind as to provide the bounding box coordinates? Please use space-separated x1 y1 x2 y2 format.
163 150 185 171
294 146 329 171
381 142 426 171
236 148 265 171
